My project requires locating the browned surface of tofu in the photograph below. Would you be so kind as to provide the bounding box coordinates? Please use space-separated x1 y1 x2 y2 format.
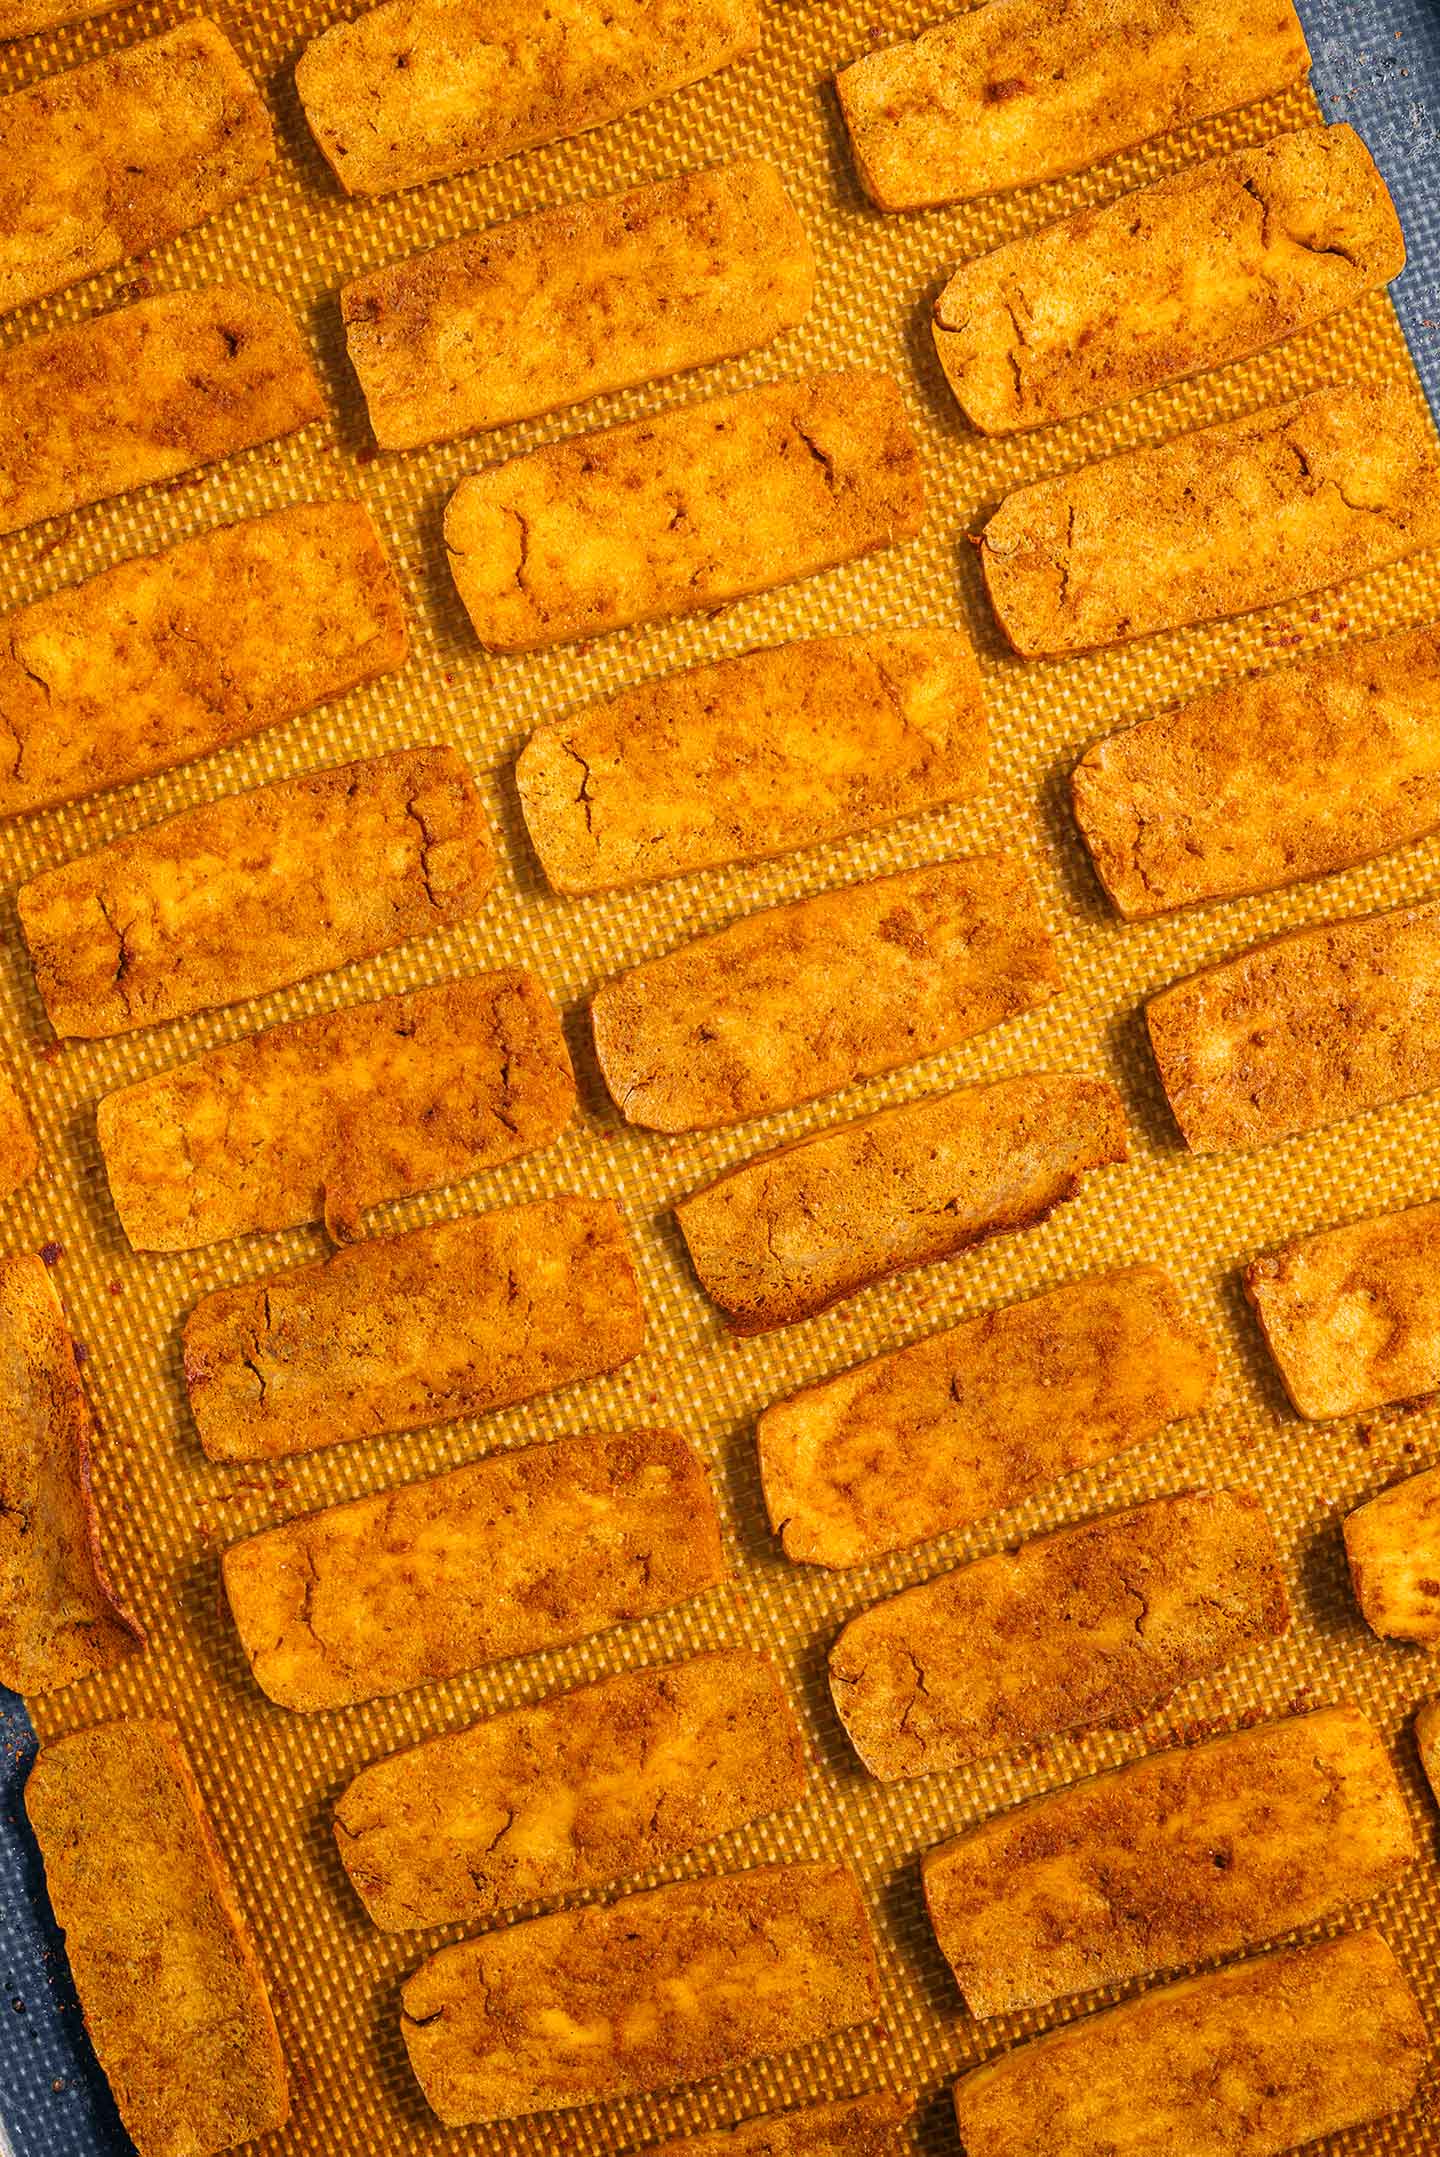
640 2095 914 2157
830 1488 1289 1780
0 1061 37 1201
1344 1464 1440 1643
222 1427 725 1711
185 1194 644 1462
24 1719 290 2157
399 1861 879 2123
1415 1698 1440 1805
335 1647 806 1929
19 746 494 1040
677 1073 1128 1334
758 1264 1215 1569
444 369 924 652
0 2 123 32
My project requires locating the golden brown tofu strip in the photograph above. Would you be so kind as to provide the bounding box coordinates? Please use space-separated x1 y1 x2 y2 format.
641 2095 915 2157
1147 897 1440 1153
0 1255 143 1693
445 369 924 652
952 1930 1426 2157
759 1265 1215 1569
924 1706 1413 2017
0 1060 37 1202
296 0 759 198
517 632 986 895
185 1195 644 1463
0 289 323 538
1415 1699 1440 1806
0 22 273 315
935 125 1402 435
344 159 813 451
677 1073 1128 1334
980 385 1440 657
830 1488 1289 1781
835 0 1309 215
335 1648 806 1930
399 1861 879 2124
223 1427 725 1711
0 502 407 819
19 746 494 1041
1344 1466 1440 1643
0 2 123 33
593 857 1058 1134
24 1719 290 2157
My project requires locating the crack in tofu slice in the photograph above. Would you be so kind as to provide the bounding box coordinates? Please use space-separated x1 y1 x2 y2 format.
1344 1464 1440 1642
0 1059 36 1201
638 2095 915 2156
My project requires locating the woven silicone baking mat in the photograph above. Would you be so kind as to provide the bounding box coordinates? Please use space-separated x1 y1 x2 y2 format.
5 2 1440 2152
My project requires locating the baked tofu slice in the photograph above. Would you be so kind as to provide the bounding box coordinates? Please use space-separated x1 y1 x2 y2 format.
184 1195 644 1462
223 1427 724 1711
951 1930 1426 2157
677 1073 1128 1334
444 369 924 652
758 1264 1215 1569
1415 1699 1440 1805
1147 897 1440 1153
0 1255 143 1693
1072 621 1440 919
924 1705 1413 2017
592 856 1059 1133
335 1647 806 1929
934 125 1402 434
979 384 1440 657
829 1487 1288 1780
517 631 987 895
0 1060 37 1201
399 1861 879 2124
642 2096 914 2157
0 1 123 32
835 0 1309 214
19 746 494 1040
24 1719 290 2157
0 21 273 316
344 159 813 451
296 0 759 198
98 970 574 1253
1344 1465 1440 1643
0 289 323 538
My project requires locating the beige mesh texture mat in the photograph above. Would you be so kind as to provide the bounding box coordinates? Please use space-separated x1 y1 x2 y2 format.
4 4 1440 2152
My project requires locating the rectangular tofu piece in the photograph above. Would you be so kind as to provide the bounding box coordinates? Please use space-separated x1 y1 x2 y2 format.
1147 897 1440 1153
344 159 812 451
335 1647 806 1929
1 2 124 32
185 1195 644 1462
0 1060 37 1201
677 1072 1128 1333
296 0 759 198
444 369 924 652
1072 621 1440 919
835 0 1310 214
222 1427 725 1711
829 1487 1289 1780
399 1861 879 2123
592 856 1059 1133
98 970 574 1253
0 21 273 315
935 125 1402 434
18 746 494 1040
952 1930 1426 2157
758 1264 1215 1569
0 289 323 538
1415 1699 1440 1805
0 1255 143 1693
0 501 407 819
24 1719 289 2157
924 1705 1413 2016
645 2095 914 2156
1344 1465 1440 1642
517 631 986 895
979 385 1440 656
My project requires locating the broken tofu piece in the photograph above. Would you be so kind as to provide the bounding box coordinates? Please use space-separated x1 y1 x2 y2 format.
184 1195 644 1462
924 1704 1412 2016
344 158 813 450
335 1647 806 1929
444 369 924 652
758 1264 1215 1568
19 745 494 1040
0 1061 37 1201
24 1719 290 2157
222 1427 724 1711
1344 1465 1440 1643
979 384 1440 656
677 1072 1128 1333
399 1861 879 2124
644 2095 914 2157
829 1487 1289 1780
